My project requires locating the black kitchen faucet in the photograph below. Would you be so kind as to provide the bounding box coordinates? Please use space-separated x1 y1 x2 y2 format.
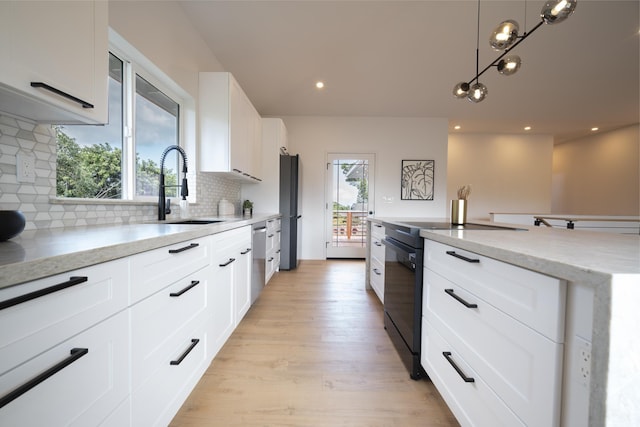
158 145 188 220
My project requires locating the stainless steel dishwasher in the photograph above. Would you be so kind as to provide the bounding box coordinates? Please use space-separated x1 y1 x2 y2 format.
251 222 267 303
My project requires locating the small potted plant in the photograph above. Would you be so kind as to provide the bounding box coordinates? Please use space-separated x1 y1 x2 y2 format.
242 199 253 217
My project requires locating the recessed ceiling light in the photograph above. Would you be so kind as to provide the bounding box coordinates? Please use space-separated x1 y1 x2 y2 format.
315 81 325 89
591 127 599 131
524 126 531 131
454 125 461 130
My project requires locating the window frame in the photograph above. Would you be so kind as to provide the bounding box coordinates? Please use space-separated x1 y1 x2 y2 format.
108 45 185 202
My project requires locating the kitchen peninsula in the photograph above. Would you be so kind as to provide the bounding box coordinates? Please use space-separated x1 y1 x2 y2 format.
368 217 639 427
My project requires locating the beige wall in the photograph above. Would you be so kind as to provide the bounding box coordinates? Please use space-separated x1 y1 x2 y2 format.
552 124 640 215
447 134 555 220
282 116 449 260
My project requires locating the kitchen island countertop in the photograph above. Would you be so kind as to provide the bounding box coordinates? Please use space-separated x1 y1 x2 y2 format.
0 213 280 289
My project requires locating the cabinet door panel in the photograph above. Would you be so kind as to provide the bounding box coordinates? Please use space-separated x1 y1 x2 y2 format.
0 1 108 123
425 240 565 341
130 236 210 304
0 311 129 427
132 317 208 427
131 268 208 390
425 269 562 427
0 258 129 375
422 318 525 427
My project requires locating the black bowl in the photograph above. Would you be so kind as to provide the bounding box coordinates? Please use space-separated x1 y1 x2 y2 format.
0 210 26 241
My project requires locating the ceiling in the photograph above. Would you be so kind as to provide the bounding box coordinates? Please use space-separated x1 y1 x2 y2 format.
180 1 639 143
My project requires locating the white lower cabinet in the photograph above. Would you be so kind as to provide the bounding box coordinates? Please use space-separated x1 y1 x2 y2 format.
131 316 209 426
0 310 130 427
422 239 565 427
0 259 130 427
1 224 268 426
208 226 251 359
129 236 212 426
368 222 385 303
265 218 281 284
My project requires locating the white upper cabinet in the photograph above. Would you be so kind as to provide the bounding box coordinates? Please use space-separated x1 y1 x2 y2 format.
199 72 262 182
241 118 287 212
0 1 108 124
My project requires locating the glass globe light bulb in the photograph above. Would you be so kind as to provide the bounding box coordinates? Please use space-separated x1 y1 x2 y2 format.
497 55 522 76
489 20 519 51
541 0 577 25
467 82 488 103
453 82 470 99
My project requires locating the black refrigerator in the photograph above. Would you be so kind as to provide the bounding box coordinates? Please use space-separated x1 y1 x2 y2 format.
279 154 301 270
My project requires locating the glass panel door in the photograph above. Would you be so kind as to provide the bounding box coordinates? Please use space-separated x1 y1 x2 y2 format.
325 153 375 259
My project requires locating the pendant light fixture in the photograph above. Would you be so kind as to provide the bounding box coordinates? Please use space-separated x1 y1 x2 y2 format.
453 0 577 103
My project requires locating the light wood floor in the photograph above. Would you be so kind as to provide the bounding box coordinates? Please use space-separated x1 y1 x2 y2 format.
171 260 460 427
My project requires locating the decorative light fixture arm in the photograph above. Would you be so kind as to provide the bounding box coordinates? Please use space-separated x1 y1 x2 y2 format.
158 145 188 221
453 0 577 103
467 20 544 86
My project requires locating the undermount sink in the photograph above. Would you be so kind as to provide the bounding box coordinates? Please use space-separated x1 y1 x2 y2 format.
170 219 224 225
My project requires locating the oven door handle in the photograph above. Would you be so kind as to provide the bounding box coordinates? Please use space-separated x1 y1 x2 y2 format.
381 237 416 256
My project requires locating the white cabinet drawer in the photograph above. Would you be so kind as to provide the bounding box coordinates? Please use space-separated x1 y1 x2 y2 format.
132 316 208 427
422 318 525 427
371 236 385 263
424 240 566 341
371 222 385 239
130 236 210 304
0 258 129 375
425 269 562 427
369 256 384 303
0 310 129 427
131 267 209 390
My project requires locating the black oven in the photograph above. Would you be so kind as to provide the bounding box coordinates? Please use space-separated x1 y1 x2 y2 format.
381 222 427 380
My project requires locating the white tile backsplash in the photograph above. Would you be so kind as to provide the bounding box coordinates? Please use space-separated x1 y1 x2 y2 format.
0 114 240 230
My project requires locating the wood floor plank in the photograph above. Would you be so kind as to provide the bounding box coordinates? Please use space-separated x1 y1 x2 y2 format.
170 260 459 427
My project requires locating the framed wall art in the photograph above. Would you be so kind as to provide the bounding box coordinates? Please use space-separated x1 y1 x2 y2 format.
401 160 434 200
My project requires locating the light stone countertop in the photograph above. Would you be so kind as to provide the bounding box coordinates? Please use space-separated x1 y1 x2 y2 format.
0 213 280 289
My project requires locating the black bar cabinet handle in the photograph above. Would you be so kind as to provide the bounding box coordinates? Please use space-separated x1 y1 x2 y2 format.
444 289 478 308
373 268 381 276
170 339 199 365
0 276 88 311
219 258 236 267
240 248 252 255
446 250 480 263
374 241 382 247
442 351 475 383
169 280 200 297
0 347 89 409
30 82 94 109
168 243 199 254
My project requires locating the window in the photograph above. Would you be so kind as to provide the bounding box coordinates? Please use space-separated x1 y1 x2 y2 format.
56 51 182 200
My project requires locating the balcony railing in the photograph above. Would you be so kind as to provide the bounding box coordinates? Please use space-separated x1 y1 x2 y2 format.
331 210 368 247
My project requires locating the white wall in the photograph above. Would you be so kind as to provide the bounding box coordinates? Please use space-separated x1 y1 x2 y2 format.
281 116 448 260
552 124 639 215
447 133 554 220
109 1 224 97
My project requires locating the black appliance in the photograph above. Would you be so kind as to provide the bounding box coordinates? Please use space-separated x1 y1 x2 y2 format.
381 220 523 380
279 154 301 270
381 222 426 380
